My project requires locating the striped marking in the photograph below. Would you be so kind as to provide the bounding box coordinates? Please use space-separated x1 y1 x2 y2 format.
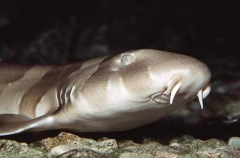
0 65 31 96
0 65 31 83
18 63 83 118
0 66 31 114
0 66 53 115
0 56 107 118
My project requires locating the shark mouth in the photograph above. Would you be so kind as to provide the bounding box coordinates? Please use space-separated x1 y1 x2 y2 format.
170 83 211 109
151 83 211 109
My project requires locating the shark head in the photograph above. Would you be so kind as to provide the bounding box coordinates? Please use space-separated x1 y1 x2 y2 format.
74 49 211 131
118 49 211 109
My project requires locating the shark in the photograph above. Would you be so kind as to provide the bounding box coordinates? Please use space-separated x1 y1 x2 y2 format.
0 49 211 136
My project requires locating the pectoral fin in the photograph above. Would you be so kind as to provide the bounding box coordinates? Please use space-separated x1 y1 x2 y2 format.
0 114 54 136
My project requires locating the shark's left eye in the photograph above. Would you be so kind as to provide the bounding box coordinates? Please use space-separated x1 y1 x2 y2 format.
121 55 134 66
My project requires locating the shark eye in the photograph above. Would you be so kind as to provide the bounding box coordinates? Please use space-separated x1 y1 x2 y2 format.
121 55 134 66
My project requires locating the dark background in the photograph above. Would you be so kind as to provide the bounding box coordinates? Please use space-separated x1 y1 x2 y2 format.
0 1 239 64
0 1 240 142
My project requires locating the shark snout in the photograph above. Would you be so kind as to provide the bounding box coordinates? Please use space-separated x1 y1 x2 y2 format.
149 61 211 109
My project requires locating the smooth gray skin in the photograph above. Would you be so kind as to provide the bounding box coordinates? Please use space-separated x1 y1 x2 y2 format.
0 49 211 136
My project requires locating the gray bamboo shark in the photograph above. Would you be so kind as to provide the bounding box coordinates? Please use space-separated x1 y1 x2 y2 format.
0 49 211 136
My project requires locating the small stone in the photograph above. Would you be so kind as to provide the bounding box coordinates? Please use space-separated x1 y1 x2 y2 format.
119 152 154 158
57 148 109 158
50 138 118 156
91 139 118 153
228 137 240 148
50 141 81 157
169 142 181 148
0 139 45 157
118 140 140 148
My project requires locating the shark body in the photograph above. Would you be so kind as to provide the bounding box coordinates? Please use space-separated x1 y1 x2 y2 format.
0 49 211 136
